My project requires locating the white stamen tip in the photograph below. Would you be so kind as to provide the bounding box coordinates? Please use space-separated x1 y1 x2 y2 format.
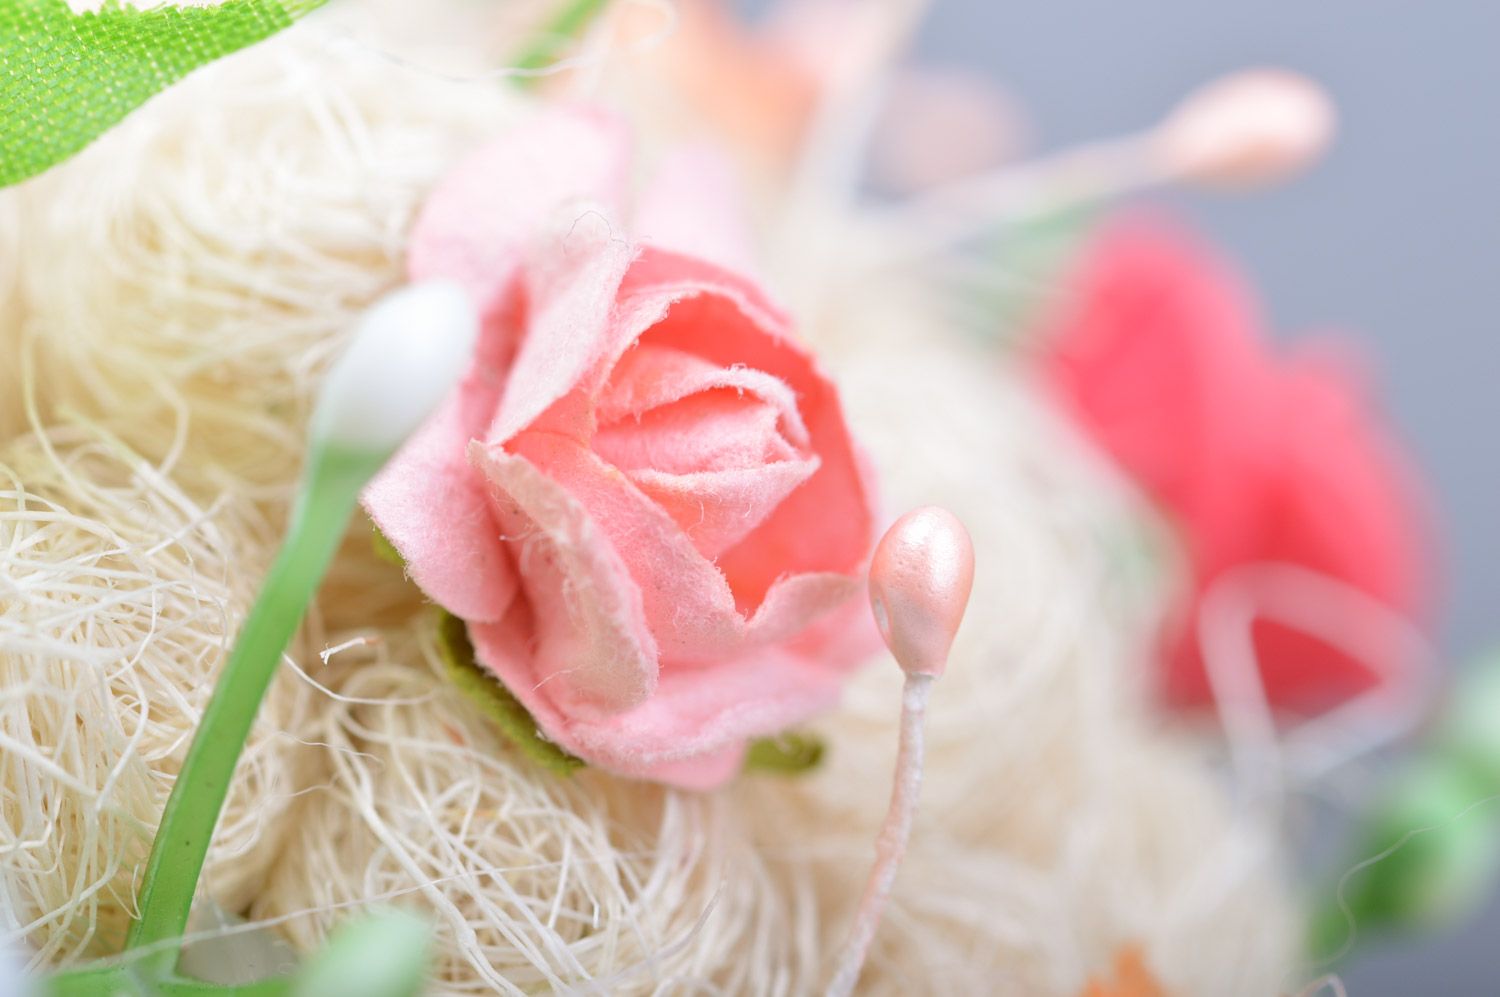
1156 68 1335 188
311 280 479 455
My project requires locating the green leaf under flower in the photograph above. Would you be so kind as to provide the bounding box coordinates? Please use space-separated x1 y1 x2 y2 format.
434 610 585 776
370 522 404 567
744 731 826 775
404 540 826 781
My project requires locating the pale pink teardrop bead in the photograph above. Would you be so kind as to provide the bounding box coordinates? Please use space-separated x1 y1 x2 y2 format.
867 506 976 677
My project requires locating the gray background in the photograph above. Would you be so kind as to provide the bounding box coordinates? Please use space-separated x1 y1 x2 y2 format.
911 1 1497 992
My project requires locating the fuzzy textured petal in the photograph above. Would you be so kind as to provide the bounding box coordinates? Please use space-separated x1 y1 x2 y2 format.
469 615 841 787
1043 215 1272 567
506 431 856 661
1043 215 1432 714
635 145 759 275
470 442 658 714
619 249 877 603
407 109 629 317
488 220 639 444
363 373 518 623
597 343 809 447
626 458 821 559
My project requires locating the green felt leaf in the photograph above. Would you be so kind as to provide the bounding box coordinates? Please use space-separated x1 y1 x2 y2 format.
744 731 825 775
370 521 404 567
435 610 584 776
1 0 325 188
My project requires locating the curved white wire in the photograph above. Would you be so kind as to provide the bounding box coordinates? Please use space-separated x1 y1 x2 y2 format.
1196 561 1438 815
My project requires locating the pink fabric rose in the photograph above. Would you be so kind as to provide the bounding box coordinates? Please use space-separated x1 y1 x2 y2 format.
364 111 878 789
1040 215 1432 715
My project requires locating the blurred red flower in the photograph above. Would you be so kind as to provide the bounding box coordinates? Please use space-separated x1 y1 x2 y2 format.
1040 215 1433 715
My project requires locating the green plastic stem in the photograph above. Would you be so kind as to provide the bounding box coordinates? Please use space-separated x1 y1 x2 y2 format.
123 445 382 976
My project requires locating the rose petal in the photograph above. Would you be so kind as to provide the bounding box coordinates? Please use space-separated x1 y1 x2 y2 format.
506 430 857 661
616 249 877 603
487 217 639 444
610 745 747 790
469 441 657 713
469 605 842 787
1268 345 1427 621
627 457 820 559
744 569 864 645
597 343 809 448
363 367 518 623
1042 216 1271 568
407 109 630 317
505 429 738 659
562 642 848 764
372 109 633 620
594 389 799 476
1185 347 1429 712
635 145 759 276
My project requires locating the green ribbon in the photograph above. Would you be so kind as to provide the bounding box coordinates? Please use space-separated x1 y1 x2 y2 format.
0 0 325 188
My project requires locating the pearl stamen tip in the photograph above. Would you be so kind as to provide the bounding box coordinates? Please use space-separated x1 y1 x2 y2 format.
868 506 975 678
1156 68 1335 189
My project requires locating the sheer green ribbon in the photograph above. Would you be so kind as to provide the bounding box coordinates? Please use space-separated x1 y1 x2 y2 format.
0 0 326 187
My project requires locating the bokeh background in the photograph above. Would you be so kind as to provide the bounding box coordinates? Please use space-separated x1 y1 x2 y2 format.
906 1 1497 992
739 0 1493 989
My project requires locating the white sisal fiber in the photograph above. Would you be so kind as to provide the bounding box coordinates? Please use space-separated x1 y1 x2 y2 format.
255 625 818 995
0 426 316 964
0 15 1298 995
0 22 516 971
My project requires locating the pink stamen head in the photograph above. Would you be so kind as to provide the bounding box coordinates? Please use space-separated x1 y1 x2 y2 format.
827 505 977 996
868 506 976 678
